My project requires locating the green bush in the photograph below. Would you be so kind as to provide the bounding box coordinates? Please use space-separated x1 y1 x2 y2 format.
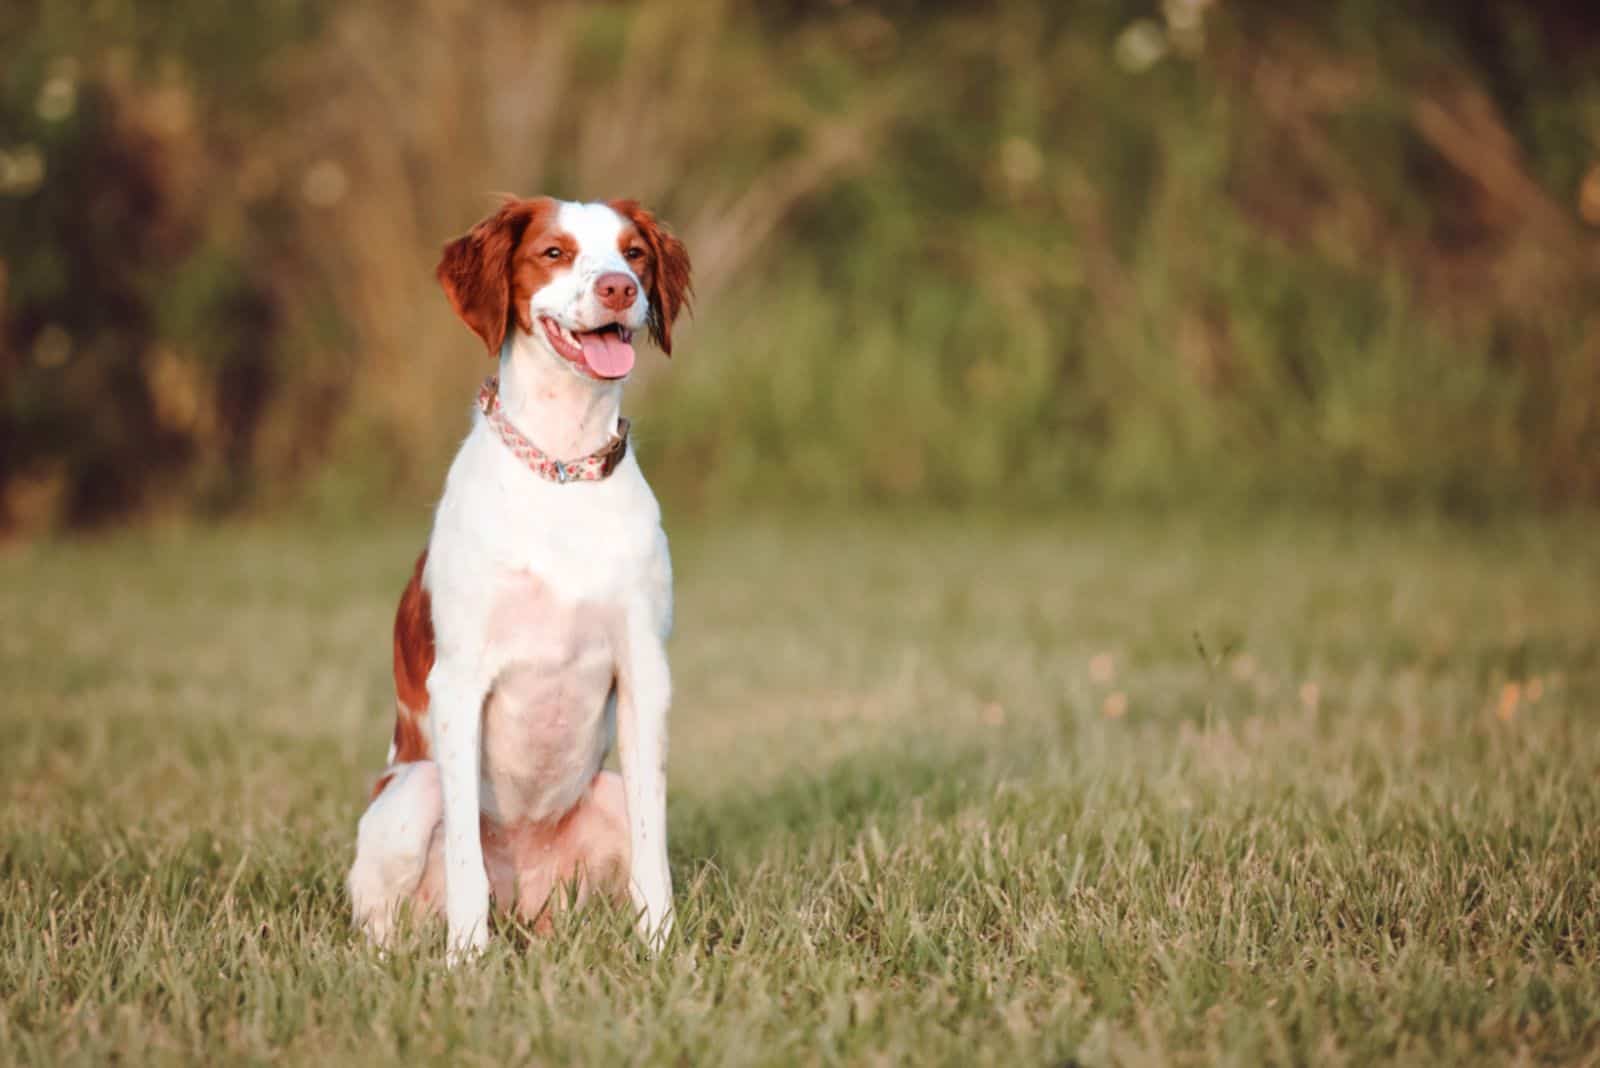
647 2 1600 511
0 0 323 528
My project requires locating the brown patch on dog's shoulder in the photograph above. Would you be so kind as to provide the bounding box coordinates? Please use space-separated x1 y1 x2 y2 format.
390 548 434 768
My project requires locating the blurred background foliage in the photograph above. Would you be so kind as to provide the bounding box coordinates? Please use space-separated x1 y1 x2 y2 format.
2 0 1599 532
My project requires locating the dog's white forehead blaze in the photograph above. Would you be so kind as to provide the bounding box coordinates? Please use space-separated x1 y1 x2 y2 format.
555 201 628 263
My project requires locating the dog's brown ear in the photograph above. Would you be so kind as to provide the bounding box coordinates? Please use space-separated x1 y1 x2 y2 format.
610 200 692 356
436 199 542 356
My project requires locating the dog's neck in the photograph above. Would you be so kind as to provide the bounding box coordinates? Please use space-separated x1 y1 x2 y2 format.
495 330 625 461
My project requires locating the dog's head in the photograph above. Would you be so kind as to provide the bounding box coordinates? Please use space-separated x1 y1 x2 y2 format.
436 196 692 379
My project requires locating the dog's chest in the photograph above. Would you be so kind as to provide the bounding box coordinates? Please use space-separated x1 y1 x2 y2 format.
478 572 620 823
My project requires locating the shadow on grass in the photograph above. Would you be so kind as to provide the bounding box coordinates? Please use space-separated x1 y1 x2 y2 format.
670 735 1034 872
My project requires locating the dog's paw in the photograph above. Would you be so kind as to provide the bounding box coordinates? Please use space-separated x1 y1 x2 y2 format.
446 923 489 967
636 906 674 956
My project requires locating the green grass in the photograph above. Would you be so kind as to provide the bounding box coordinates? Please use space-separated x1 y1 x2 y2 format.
2 513 1598 1065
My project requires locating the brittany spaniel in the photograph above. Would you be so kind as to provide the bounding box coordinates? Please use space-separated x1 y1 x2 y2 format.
347 196 691 958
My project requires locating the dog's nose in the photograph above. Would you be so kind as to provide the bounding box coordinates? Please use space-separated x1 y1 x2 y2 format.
594 272 638 312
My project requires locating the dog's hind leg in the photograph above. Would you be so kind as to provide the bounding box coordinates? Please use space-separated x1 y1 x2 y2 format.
348 761 443 947
502 771 631 933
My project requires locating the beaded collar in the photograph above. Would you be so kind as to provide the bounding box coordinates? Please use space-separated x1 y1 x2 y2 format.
477 376 630 484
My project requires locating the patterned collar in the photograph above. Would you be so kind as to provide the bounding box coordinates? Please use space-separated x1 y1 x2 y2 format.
476 376 630 484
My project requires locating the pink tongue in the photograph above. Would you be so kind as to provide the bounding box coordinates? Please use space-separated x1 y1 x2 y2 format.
579 331 635 378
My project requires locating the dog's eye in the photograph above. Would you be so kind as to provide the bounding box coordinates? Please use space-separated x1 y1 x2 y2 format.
543 247 563 260
624 247 645 261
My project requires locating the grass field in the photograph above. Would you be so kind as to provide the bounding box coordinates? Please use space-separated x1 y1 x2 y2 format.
1 513 1597 1065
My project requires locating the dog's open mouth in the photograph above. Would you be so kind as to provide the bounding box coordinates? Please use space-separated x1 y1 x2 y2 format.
540 318 635 380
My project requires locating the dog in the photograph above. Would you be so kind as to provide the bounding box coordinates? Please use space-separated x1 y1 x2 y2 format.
347 196 691 958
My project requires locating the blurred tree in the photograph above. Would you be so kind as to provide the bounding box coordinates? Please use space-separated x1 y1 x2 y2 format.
0 0 321 530
1 0 1597 530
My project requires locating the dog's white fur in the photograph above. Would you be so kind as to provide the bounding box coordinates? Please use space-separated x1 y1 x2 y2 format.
348 200 676 958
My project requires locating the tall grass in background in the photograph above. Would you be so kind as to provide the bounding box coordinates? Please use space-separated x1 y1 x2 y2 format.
2 0 1598 531
270 0 906 513
650 2 1600 512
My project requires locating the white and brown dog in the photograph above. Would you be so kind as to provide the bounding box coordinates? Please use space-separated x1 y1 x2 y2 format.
347 196 691 958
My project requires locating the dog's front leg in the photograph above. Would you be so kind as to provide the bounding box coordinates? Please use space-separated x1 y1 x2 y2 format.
429 656 493 962
618 598 673 951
